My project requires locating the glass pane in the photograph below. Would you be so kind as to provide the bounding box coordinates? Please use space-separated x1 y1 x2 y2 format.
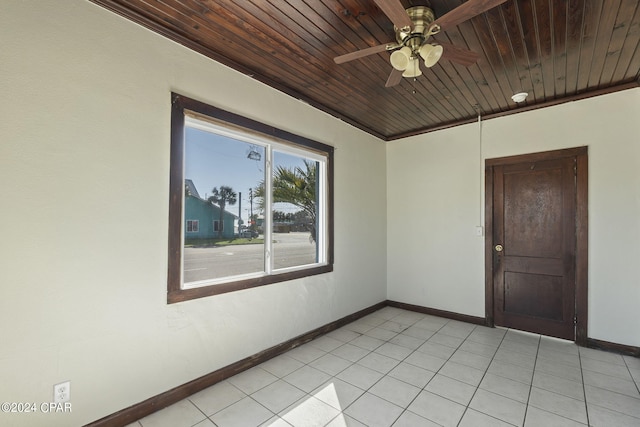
183 126 265 284
271 151 320 270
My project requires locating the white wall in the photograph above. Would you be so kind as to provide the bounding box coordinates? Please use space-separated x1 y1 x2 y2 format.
387 88 640 347
2 1 638 425
0 1 387 426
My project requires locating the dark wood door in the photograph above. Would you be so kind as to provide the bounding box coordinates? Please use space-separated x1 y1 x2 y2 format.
490 155 577 340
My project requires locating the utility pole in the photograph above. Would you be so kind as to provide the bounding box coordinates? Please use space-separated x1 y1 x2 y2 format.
249 188 254 225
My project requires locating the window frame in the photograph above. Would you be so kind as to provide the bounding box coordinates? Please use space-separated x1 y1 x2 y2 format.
168 93 334 303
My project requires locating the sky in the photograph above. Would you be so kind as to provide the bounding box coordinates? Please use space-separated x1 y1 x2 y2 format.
185 126 306 223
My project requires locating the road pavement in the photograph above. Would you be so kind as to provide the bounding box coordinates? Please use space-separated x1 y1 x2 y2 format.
183 232 316 283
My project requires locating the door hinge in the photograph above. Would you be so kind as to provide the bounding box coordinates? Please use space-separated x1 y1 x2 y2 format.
573 315 577 325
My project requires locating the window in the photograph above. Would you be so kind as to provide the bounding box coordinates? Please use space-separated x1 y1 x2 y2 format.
168 93 334 303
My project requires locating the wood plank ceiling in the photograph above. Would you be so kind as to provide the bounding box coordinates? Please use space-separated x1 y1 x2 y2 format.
91 0 640 140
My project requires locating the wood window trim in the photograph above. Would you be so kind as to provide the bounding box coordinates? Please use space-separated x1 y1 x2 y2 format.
168 93 334 304
484 146 588 346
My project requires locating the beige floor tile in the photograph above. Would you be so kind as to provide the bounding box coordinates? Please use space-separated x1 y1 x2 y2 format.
532 371 584 401
459 408 516 427
581 357 633 380
280 395 340 427
587 403 640 427
480 372 531 403
189 380 246 416
251 380 306 413
283 365 332 393
408 390 466 427
286 343 327 364
369 376 421 408
330 343 369 363
387 333 425 350
416 341 457 359
363 327 399 341
391 410 441 427
210 397 273 427
308 335 346 352
336 363 384 390
343 392 403 427
325 413 366 427
449 349 492 371
130 308 640 427
139 400 206 427
356 352 399 374
528 387 588 424
228 367 279 394
582 369 640 398
534 357 583 383
469 389 527 426
488 359 534 384
378 320 407 333
350 334 385 351
325 327 360 343
579 347 626 365
374 342 413 360
311 379 364 411
428 332 465 348
387 362 435 388
260 355 305 378
404 350 447 372
524 407 587 427
584 385 640 418
458 340 499 358
425 374 476 406
439 361 485 387
309 353 352 376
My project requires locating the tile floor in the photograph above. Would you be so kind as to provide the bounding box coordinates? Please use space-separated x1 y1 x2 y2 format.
129 307 640 427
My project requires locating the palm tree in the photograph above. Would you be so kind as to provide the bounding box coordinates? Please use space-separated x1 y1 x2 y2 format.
208 186 237 238
255 160 318 242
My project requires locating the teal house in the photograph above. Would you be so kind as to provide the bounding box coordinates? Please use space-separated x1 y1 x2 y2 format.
184 180 237 239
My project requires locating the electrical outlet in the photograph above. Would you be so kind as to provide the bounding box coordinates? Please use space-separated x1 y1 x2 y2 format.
54 381 70 403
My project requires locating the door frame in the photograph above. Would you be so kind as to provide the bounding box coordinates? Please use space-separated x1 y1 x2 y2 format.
484 147 588 346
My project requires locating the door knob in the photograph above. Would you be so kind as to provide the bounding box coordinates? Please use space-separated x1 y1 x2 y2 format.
495 244 503 252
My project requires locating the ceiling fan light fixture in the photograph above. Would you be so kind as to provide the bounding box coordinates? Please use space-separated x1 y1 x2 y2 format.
390 46 412 70
419 43 443 68
402 57 422 78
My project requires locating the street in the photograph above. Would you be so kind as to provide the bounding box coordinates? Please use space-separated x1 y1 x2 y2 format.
183 232 317 283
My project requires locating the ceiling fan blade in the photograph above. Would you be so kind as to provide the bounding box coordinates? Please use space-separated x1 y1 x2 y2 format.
372 0 412 30
432 0 508 32
385 68 403 87
334 43 393 64
438 42 480 66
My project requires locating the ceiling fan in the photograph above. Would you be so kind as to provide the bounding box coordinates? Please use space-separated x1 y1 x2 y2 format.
334 0 508 87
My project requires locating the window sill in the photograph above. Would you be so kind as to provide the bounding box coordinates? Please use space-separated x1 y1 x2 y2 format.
167 264 333 303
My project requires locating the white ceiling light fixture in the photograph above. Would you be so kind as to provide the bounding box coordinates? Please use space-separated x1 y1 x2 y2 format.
419 43 443 68
390 7 443 77
390 46 413 71
402 57 422 78
511 92 528 103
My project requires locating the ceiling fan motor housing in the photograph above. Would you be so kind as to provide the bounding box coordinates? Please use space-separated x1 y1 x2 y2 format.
394 6 436 51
